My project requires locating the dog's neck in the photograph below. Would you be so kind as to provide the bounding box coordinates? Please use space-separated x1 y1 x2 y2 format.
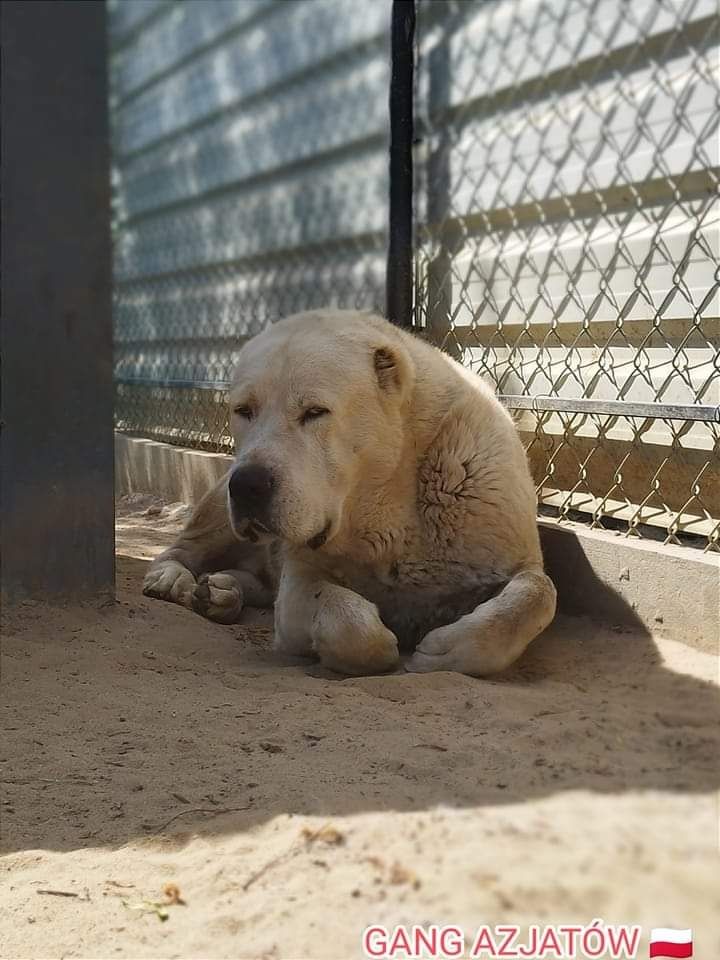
325 437 416 561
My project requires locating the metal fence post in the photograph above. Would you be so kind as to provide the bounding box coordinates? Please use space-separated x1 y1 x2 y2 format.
1 0 115 601
386 0 415 328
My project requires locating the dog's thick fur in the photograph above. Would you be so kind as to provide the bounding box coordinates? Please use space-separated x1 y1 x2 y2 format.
143 310 556 676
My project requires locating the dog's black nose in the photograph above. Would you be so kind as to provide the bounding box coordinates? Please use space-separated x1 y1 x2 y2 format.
228 464 275 514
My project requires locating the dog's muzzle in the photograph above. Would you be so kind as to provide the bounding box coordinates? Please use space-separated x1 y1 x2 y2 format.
228 464 275 531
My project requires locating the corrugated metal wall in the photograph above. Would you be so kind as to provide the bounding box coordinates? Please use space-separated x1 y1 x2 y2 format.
110 0 391 449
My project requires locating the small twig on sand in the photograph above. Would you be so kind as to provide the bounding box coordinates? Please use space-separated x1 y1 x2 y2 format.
242 822 345 891
3 778 97 786
146 805 251 833
37 889 89 900
242 845 302 892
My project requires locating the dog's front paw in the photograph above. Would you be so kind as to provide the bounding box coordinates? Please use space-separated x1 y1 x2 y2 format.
143 560 196 607
313 593 399 676
406 621 507 676
191 573 244 624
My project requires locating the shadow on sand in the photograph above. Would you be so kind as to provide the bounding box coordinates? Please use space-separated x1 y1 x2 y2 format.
2 547 718 856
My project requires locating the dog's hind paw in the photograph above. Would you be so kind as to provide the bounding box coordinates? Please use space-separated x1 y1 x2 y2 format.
191 572 244 624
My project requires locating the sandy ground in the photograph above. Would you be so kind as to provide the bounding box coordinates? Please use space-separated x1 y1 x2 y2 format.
1 497 719 959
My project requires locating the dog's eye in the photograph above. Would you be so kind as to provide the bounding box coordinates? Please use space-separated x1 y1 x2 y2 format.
300 406 330 425
233 405 254 420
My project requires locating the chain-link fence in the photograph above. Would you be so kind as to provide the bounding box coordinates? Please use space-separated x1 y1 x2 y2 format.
111 0 719 552
414 0 719 551
111 0 392 452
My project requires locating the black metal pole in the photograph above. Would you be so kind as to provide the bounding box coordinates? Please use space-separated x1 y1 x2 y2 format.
386 0 415 328
1 0 115 602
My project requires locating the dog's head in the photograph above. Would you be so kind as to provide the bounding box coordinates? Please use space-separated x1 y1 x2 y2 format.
226 310 415 549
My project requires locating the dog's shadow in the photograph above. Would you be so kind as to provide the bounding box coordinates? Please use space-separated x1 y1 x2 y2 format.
3 551 718 855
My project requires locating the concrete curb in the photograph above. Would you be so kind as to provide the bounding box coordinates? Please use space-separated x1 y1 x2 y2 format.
539 520 718 654
115 433 719 653
115 433 230 505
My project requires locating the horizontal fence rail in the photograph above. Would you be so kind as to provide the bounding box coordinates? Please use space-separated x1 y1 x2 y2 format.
116 375 720 423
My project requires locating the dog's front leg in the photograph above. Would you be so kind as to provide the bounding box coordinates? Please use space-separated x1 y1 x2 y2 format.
274 559 399 675
143 558 198 609
407 566 557 676
143 471 238 612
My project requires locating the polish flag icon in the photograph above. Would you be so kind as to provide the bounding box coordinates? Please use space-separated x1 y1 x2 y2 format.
649 929 693 958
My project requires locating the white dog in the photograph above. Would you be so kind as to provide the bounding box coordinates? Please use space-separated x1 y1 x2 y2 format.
143 310 556 676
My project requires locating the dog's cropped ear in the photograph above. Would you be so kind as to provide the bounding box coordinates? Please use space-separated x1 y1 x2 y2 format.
373 343 414 397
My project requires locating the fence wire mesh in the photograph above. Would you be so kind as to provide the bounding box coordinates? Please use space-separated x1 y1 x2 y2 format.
414 0 719 550
110 0 391 453
111 0 720 552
